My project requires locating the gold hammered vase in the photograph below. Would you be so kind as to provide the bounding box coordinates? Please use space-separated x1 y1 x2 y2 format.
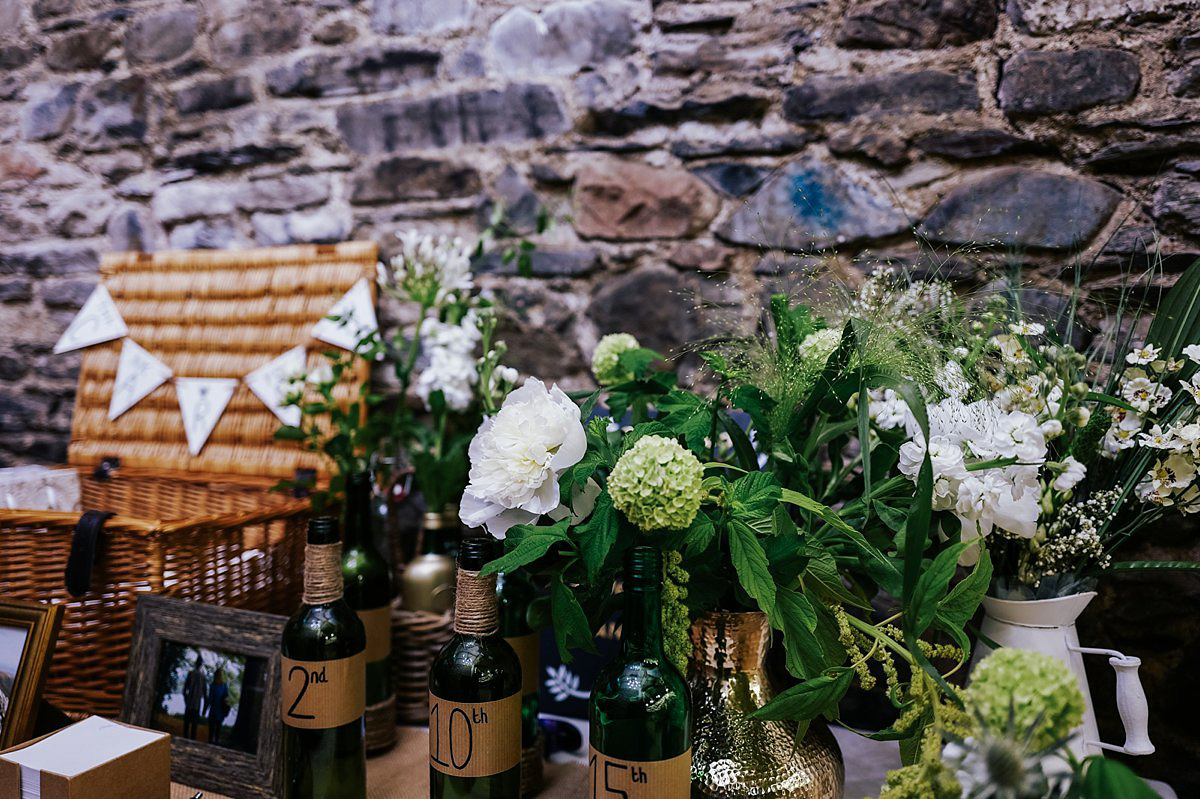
689 610 845 799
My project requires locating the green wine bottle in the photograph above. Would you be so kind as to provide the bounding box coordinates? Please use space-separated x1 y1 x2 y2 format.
496 570 539 749
589 546 692 799
282 516 368 799
428 537 522 799
341 471 395 753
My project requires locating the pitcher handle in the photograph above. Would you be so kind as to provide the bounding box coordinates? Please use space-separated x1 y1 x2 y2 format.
1070 646 1155 756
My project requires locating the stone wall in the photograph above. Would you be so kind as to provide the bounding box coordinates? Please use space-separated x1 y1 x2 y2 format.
2 0 1200 786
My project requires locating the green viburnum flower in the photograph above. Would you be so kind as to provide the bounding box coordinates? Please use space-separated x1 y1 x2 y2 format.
592 333 640 385
609 435 704 531
966 649 1085 751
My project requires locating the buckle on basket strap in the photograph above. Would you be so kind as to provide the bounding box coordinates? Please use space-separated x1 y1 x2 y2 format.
91 456 120 481
65 510 116 598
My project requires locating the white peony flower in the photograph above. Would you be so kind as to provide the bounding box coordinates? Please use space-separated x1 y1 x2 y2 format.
459 378 587 537
1052 456 1087 492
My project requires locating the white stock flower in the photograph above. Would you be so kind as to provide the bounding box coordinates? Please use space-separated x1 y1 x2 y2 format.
868 388 909 430
1126 343 1162 365
935 360 971 400
459 378 586 537
1040 419 1064 439
1052 456 1087 492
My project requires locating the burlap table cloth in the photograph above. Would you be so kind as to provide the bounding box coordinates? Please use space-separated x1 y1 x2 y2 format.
171 725 586 799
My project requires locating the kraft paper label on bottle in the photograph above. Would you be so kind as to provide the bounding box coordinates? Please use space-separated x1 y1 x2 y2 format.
428 691 522 778
588 748 692 799
504 632 539 697
281 652 366 729
358 605 392 663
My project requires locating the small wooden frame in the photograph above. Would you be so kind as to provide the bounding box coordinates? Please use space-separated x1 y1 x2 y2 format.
0 598 63 749
122 595 286 799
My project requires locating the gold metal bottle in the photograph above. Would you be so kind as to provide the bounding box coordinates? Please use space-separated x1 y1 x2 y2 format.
399 510 456 613
689 610 844 799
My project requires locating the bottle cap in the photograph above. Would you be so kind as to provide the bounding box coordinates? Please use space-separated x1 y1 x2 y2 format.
625 545 662 587
307 515 339 545
458 536 498 571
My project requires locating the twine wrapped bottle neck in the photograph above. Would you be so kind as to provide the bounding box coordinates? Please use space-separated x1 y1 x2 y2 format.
303 542 344 605
454 569 498 636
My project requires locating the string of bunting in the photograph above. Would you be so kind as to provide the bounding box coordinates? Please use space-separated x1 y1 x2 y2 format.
53 278 378 456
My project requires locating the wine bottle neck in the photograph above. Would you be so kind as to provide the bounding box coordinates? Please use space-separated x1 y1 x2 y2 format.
303 542 344 605
453 568 498 636
622 584 665 659
343 481 372 548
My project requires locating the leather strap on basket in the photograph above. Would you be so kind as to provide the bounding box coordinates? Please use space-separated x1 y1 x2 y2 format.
65 510 115 598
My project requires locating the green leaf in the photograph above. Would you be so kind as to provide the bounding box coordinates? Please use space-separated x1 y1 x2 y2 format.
768 587 824 679
729 471 782 520
750 668 853 722
909 540 971 635
550 578 597 662
481 519 571 575
806 551 873 611
683 511 717 555
779 488 856 535
936 549 993 632
1146 256 1200 360
1079 756 1162 799
273 425 308 441
699 351 731 376
1084 391 1137 413
578 388 603 420
728 520 777 614
616 347 663 379
559 451 604 499
872 500 907 534
576 493 619 582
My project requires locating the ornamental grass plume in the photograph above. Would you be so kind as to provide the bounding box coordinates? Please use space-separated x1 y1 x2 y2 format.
608 435 704 531
966 648 1085 751
592 333 641 385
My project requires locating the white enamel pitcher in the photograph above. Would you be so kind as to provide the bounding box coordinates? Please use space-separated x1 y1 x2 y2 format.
970 592 1153 760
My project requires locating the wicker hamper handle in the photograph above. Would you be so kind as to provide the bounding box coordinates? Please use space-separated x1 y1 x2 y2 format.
65 510 114 597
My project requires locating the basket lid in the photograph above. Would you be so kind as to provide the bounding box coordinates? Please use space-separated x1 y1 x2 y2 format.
67 242 377 480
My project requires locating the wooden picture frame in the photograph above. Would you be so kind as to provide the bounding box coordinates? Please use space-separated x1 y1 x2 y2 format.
0 598 63 749
122 596 286 799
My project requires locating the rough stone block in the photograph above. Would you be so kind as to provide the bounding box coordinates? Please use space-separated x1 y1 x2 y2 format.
73 76 152 150
0 0 21 29
0 354 27 381
1152 177 1200 233
350 156 482 203
166 144 302 174
717 156 909 250
999 48 1140 115
670 133 813 159
266 47 439 98
125 8 198 64
32 0 72 17
913 128 1039 160
827 129 910 167
918 168 1121 248
237 174 331 212
488 0 635 77
783 70 978 121
588 266 700 356
45 25 117 71
252 207 352 245
314 18 358 44
1009 0 1192 34
106 205 158 252
690 162 769 197
0 147 47 185
337 84 570 154
0 44 35 71
0 279 33 303
1084 136 1200 173
573 159 719 240
41 278 96 309
168 218 241 249
838 0 997 49
174 76 254 115
371 0 473 35
49 191 114 237
591 94 771 135
21 83 79 141
1170 64 1200 98
474 249 600 277
211 0 304 59
0 242 99 278
152 179 237 224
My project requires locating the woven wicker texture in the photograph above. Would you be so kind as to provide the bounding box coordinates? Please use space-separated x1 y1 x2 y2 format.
0 467 307 718
68 242 376 479
391 605 455 725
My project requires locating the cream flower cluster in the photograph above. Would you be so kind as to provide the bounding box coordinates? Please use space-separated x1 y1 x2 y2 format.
591 333 640 385
415 313 481 412
898 396 1048 545
608 435 704 531
460 378 586 537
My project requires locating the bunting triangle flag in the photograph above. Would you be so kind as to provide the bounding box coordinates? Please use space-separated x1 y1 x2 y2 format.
244 346 306 428
108 339 173 420
175 377 239 456
53 284 129 354
311 277 378 352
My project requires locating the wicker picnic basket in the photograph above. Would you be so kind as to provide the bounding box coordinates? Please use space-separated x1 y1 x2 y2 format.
0 242 376 718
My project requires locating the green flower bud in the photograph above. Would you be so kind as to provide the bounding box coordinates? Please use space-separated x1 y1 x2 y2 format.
609 435 704 532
